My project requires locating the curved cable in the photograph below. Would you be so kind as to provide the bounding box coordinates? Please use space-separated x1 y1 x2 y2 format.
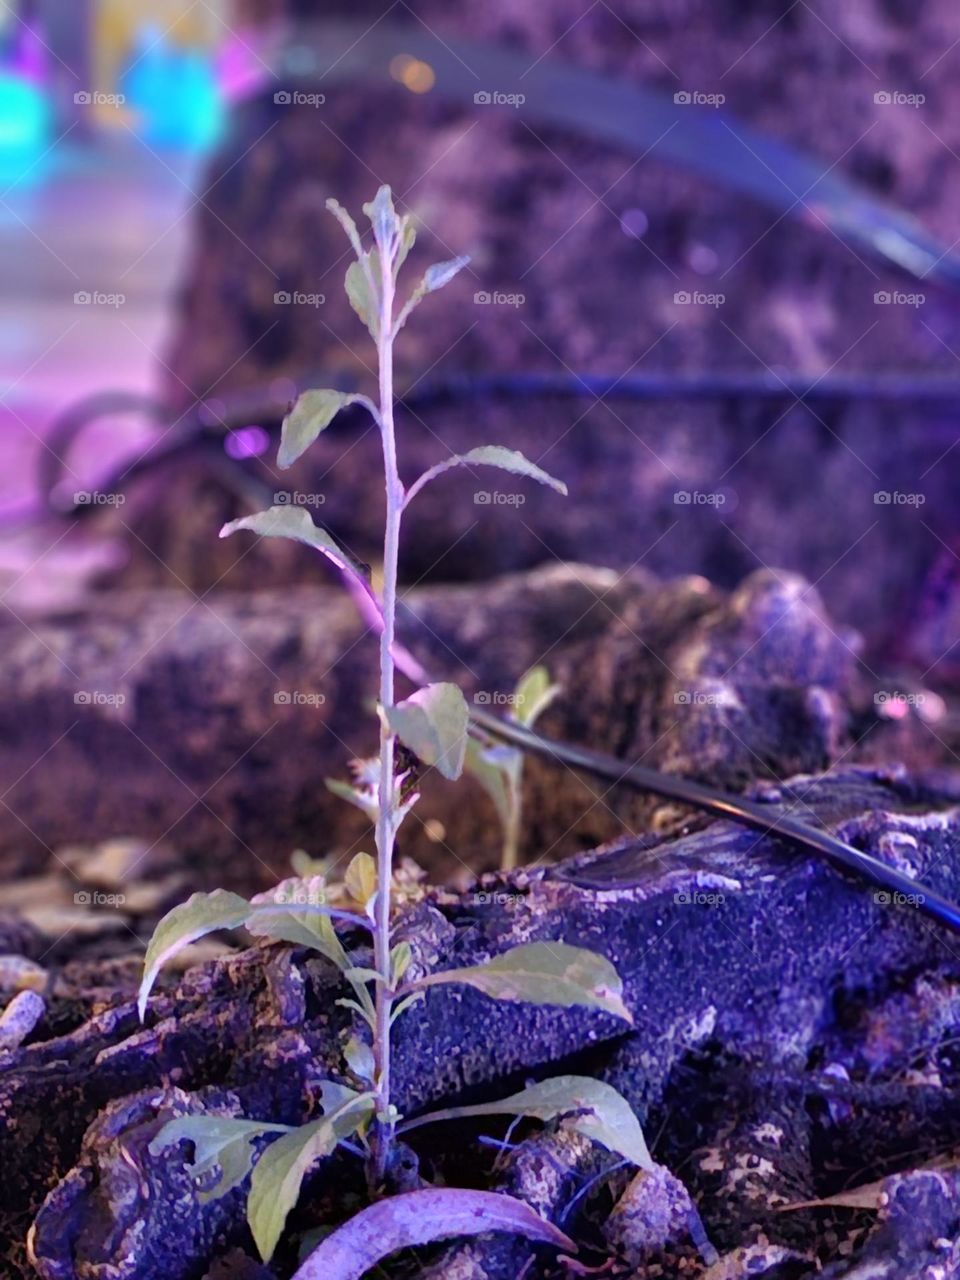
469 707 960 935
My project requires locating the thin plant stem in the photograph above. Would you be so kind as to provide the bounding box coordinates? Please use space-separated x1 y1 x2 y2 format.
370 231 404 1190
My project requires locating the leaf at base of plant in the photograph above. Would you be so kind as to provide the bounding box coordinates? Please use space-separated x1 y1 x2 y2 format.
401 1075 651 1171
289 1187 575 1280
247 1088 375 1261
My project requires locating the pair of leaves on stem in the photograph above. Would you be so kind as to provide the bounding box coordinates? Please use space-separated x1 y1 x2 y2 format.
152 1072 648 1267
151 1082 374 1262
329 188 469 341
138 884 632 1027
141 883 640 1263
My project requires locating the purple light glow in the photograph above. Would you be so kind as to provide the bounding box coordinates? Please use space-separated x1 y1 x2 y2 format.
224 426 270 460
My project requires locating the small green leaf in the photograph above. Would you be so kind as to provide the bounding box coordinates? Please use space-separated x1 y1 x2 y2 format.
326 198 364 259
246 877 350 973
423 255 470 292
220 505 368 583
514 666 561 728
395 254 471 332
345 256 379 339
394 218 416 274
405 446 567 508
343 1034 375 1084
463 736 518 831
344 852 377 911
386 682 469 781
149 1115 291 1203
401 1076 651 1171
390 990 425 1026
247 1089 374 1260
457 446 567 495
139 889 250 1020
279 390 354 469
325 776 378 821
414 941 633 1023
390 940 413 985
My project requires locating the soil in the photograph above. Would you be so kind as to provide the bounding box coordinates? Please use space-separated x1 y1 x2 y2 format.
5 767 960 1279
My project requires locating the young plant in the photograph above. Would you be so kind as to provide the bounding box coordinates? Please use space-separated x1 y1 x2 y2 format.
466 664 561 870
140 188 649 1269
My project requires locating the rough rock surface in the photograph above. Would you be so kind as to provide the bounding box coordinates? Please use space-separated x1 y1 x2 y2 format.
0 561 934 893
3 768 960 1278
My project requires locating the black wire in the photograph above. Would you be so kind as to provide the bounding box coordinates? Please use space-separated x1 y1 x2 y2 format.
470 707 960 936
35 369 960 522
28 382 960 935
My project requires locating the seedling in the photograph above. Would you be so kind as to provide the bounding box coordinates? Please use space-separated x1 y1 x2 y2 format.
140 188 649 1269
466 664 560 870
